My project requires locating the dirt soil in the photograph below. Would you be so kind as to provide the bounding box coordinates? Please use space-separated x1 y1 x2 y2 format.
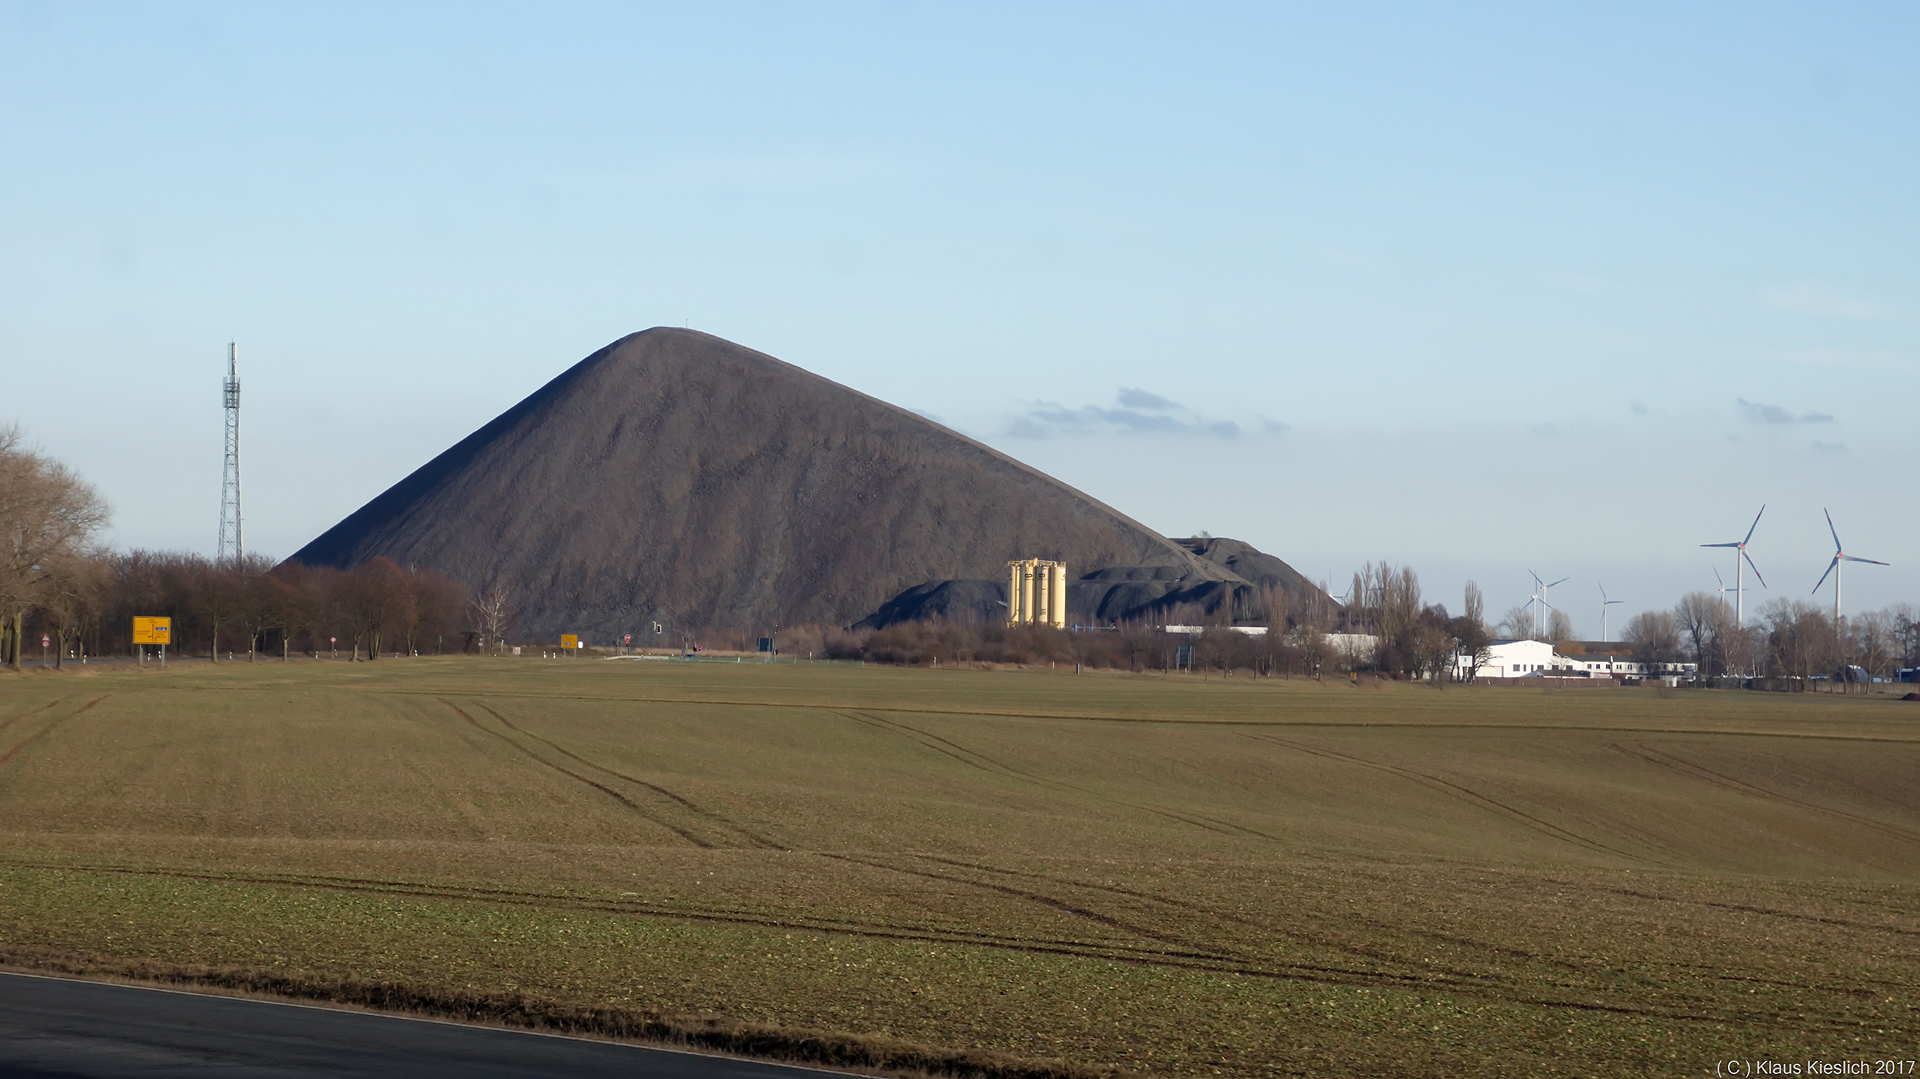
0 658 1914 1078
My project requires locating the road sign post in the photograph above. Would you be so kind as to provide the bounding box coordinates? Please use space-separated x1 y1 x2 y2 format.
133 616 171 668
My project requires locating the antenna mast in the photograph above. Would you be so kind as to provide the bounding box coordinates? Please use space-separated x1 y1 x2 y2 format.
218 343 242 566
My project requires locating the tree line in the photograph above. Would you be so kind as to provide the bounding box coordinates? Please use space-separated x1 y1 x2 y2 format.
6 425 1914 681
1614 595 1917 687
1 427 474 668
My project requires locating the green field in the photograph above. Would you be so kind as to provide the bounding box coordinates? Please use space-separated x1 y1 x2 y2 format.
0 658 1914 1077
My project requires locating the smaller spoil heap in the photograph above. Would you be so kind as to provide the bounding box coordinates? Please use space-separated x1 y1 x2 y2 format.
854 535 1325 629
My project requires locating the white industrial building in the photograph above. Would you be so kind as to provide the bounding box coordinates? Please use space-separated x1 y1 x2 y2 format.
1457 639 1562 679
1457 639 1697 681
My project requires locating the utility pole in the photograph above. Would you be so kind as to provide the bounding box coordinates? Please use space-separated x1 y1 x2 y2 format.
218 343 243 566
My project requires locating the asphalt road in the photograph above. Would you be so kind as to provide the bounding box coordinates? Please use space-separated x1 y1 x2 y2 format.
0 972 845 1078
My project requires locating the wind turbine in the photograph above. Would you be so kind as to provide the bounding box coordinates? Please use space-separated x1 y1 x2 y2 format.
1598 584 1623 643
1700 505 1766 627
1526 569 1570 639
1812 509 1889 628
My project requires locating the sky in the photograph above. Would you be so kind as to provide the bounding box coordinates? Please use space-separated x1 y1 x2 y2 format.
3 1 1915 634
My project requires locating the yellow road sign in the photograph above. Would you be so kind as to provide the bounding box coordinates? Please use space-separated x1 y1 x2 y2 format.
132 616 171 645
560 634 579 650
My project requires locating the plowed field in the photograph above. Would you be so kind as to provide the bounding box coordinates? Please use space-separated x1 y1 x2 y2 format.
0 659 1914 1077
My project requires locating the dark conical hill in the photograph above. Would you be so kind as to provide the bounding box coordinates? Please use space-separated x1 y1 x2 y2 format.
288 329 1226 638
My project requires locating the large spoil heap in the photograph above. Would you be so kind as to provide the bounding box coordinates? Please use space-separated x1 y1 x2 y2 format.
289 328 1323 637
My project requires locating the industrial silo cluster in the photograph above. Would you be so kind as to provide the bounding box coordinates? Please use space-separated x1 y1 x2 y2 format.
1006 559 1067 628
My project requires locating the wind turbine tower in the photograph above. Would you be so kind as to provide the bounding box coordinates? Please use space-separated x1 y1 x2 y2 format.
1598 584 1623 642
1700 506 1765 627
217 343 242 567
1812 509 1888 628
1526 569 1570 639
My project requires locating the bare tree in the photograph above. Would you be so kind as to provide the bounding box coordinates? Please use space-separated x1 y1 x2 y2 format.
195 563 243 661
1890 603 1919 672
1852 611 1892 691
1546 609 1574 645
1355 562 1422 675
1673 592 1731 679
1295 580 1335 633
0 427 110 670
1295 624 1330 680
1498 604 1534 641
1454 582 1493 683
39 551 108 668
1623 610 1681 678
341 557 415 660
1406 617 1459 687
471 585 514 655
410 569 467 655
236 562 298 662
1761 599 1836 689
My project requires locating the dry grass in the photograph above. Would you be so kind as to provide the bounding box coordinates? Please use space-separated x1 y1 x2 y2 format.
0 658 1915 1077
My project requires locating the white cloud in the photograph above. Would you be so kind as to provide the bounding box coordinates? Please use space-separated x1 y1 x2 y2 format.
1737 398 1833 425
1007 389 1247 440
1116 388 1178 411
1763 282 1889 319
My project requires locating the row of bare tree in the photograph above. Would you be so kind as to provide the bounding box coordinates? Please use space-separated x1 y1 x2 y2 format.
1 425 506 667
1331 562 1497 682
23 550 472 664
1619 595 1918 685
1 427 109 668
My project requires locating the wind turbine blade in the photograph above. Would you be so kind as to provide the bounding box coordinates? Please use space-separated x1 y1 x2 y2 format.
1548 576 1570 588
1824 508 1843 552
1744 504 1765 546
1713 566 1725 589
1701 542 1739 548
1843 555 1890 566
1812 556 1837 595
1743 550 1767 588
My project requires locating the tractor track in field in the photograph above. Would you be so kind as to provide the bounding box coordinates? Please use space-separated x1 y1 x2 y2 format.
0 696 108 770
0 855 1871 1030
841 711 1283 842
1597 886 1920 939
471 702 783 850
811 850 1227 958
351 687 1920 743
437 698 715 849
0 855 1342 975
1240 732 1670 867
1609 741 1920 848
881 852 1551 986
0 698 64 738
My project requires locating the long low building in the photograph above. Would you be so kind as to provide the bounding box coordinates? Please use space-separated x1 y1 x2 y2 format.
1456 639 1697 681
1456 639 1561 679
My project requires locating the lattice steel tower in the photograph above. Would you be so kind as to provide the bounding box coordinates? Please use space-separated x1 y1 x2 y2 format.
217 343 242 566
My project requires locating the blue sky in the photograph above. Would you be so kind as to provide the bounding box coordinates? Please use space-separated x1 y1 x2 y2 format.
4 2 1915 631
